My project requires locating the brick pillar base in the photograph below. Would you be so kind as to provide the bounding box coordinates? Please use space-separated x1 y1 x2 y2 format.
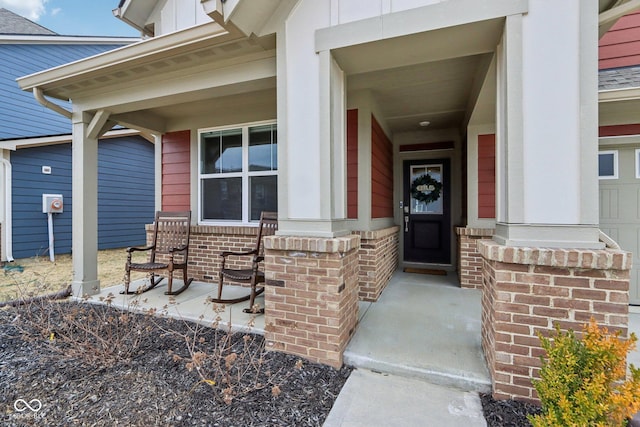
456 227 494 289
262 235 360 368
478 240 631 402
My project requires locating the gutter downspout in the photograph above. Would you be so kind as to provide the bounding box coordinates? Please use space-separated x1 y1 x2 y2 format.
1 158 14 262
30 87 72 264
33 88 72 119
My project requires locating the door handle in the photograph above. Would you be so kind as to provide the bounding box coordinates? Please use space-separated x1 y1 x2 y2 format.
404 216 409 232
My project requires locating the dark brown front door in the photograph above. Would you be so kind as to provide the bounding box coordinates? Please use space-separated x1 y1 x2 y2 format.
403 158 451 264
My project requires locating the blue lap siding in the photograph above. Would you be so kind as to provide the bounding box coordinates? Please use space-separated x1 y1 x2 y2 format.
11 136 154 259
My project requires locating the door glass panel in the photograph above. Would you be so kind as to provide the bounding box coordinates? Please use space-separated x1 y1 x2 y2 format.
410 164 443 214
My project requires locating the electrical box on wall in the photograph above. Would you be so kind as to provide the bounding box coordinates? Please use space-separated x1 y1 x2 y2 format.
42 194 63 214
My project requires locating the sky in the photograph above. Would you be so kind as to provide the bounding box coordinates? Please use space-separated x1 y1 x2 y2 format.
0 0 139 37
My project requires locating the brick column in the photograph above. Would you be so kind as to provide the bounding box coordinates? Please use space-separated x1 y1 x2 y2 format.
262 235 360 368
354 226 399 301
456 227 494 289
478 240 631 402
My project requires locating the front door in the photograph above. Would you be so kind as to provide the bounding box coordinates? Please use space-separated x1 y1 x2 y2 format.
403 159 451 264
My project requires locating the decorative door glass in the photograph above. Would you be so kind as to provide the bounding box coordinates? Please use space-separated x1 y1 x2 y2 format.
409 164 443 214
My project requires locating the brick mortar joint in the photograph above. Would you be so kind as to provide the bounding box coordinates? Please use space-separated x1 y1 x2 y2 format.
477 240 631 270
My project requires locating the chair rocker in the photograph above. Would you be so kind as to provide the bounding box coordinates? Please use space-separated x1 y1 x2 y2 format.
211 211 277 313
122 211 194 296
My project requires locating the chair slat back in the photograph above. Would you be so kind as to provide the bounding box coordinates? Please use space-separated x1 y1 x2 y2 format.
255 211 278 256
151 211 191 259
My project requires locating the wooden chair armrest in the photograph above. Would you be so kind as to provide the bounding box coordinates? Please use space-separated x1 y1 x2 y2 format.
168 245 188 253
126 245 154 253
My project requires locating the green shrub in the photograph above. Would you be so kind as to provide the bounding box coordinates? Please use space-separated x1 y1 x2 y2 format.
529 319 640 427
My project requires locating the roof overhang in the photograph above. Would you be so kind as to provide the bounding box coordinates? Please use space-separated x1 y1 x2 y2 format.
113 0 158 37
16 21 247 102
0 35 140 45
599 86 640 127
599 86 640 103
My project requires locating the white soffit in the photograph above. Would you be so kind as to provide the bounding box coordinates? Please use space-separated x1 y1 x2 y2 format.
16 21 246 101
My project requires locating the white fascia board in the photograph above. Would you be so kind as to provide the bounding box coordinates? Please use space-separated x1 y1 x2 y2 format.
0 128 143 150
599 86 640 102
0 35 140 45
315 0 528 53
16 21 236 94
114 0 158 33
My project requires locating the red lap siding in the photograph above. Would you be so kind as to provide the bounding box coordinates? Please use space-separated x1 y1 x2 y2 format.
478 134 495 219
371 116 393 219
347 109 359 219
599 11 640 69
162 130 191 212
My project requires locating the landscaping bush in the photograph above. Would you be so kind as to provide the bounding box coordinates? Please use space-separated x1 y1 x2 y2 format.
529 319 640 427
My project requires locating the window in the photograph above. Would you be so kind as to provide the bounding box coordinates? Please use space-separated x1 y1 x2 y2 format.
636 149 640 179
199 122 277 223
598 150 618 179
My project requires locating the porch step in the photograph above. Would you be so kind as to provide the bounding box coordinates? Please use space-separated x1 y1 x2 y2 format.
343 351 492 393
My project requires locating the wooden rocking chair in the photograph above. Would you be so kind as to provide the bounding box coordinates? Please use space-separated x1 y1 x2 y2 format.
122 211 194 296
210 211 278 313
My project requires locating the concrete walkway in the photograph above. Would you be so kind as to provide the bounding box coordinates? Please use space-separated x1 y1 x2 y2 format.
324 271 490 426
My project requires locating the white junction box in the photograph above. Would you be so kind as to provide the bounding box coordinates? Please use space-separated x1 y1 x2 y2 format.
42 194 63 213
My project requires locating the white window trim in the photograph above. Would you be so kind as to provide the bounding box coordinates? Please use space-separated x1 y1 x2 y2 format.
598 150 618 180
636 149 640 179
197 120 277 226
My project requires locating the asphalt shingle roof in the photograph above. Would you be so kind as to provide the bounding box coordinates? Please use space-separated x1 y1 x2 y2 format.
0 8 56 35
599 66 640 90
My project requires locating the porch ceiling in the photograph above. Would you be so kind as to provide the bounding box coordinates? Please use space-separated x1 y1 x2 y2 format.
337 18 503 135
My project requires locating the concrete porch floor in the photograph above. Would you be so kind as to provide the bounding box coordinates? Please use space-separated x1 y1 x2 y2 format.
346 270 492 393
85 279 266 333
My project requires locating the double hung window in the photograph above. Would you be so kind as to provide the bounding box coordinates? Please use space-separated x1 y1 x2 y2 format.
199 122 277 223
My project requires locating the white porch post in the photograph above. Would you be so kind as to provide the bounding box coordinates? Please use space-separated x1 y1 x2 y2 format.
494 0 602 249
71 111 100 296
276 1 348 237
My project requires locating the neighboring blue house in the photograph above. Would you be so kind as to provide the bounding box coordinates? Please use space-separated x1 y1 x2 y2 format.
0 8 154 260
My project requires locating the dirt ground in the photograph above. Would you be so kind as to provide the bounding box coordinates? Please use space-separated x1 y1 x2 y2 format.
0 248 149 302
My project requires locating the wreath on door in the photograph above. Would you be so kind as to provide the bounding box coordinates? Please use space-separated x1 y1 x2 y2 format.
410 173 442 204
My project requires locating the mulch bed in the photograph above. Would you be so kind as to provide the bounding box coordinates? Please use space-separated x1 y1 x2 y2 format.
0 303 351 426
480 392 542 427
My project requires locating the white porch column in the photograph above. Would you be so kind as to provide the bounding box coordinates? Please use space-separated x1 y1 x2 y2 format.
494 0 602 249
71 112 100 296
276 0 348 237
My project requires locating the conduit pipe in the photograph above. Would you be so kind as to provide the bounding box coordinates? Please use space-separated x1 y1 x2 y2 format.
1 158 14 262
33 87 72 119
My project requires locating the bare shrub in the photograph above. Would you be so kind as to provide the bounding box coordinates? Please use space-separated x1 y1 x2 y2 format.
157 301 302 404
10 291 154 368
